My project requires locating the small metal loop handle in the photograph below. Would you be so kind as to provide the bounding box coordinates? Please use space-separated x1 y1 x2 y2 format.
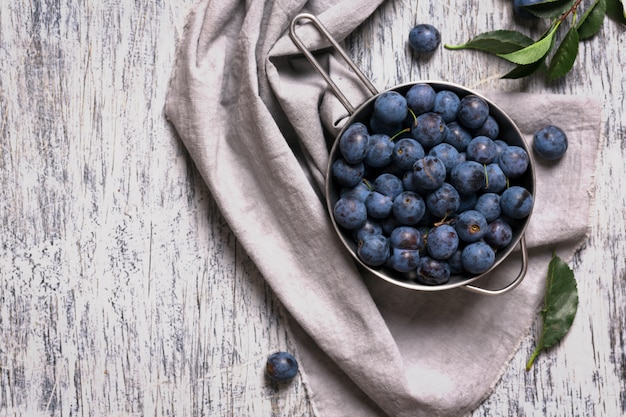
289 13 378 115
462 236 529 296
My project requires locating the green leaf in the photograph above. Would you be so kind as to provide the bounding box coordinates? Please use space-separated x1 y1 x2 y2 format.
444 30 535 54
526 253 579 371
606 0 626 24
497 21 561 65
501 59 546 79
547 26 579 81
577 0 607 40
524 0 578 19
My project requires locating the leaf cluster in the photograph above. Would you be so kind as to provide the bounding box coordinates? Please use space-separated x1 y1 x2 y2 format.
445 0 626 81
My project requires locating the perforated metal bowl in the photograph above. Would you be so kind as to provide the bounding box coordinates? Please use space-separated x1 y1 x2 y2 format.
290 14 535 295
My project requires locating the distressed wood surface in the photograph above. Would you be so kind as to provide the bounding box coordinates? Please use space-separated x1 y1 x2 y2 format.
0 0 624 416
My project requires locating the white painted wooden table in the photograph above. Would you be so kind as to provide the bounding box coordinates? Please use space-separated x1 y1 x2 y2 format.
1 1 624 416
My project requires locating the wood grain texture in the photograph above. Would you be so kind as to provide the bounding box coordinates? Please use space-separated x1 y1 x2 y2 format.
0 0 624 416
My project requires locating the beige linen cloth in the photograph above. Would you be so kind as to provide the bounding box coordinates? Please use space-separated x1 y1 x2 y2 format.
165 1 602 416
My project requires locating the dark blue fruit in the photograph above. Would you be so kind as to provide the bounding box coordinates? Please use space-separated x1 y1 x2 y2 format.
374 91 408 125
332 158 364 187
353 218 383 244
406 83 436 114
461 242 496 275
339 122 370 164
333 196 368 230
433 90 461 123
390 226 423 250
533 125 568 161
409 24 441 54
412 156 447 191
393 138 425 170
266 351 299 382
427 224 459 260
426 183 460 218
474 115 500 139
358 234 390 266
455 209 488 243
498 145 529 178
373 173 404 199
484 218 513 249
390 248 421 272
392 191 426 225
340 179 372 202
466 135 498 164
416 256 451 285
500 186 533 219
475 193 501 222
365 133 395 168
457 95 490 129
482 163 507 193
411 112 447 148
365 191 394 219
429 143 462 174
450 161 485 195
444 121 473 151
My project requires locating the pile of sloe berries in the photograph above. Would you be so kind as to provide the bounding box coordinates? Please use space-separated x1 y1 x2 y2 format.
331 83 533 286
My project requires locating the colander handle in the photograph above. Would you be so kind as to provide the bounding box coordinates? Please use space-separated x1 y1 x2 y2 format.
289 13 379 115
462 236 529 296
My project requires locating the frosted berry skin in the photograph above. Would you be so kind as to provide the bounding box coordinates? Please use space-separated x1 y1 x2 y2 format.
498 145 530 178
333 196 367 230
457 95 490 129
427 224 459 260
358 234 390 266
339 122 369 164
461 241 496 275
500 186 534 219
533 125 568 160
374 91 408 125
416 256 451 285
266 352 299 383
406 83 436 114
408 24 441 54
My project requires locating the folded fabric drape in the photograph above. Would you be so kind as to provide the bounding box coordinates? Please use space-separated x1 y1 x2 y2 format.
165 1 601 415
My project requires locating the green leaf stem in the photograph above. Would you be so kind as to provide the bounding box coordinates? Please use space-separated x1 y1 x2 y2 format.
523 0 578 19
606 0 626 24
501 59 545 79
577 0 607 40
526 253 579 371
444 30 534 54
497 22 561 65
547 26 579 80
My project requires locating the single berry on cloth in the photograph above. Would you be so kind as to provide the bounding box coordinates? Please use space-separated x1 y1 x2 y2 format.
408 24 441 54
266 351 299 383
533 125 568 161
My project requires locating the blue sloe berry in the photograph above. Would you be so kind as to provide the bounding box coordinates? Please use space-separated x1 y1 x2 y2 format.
457 95 490 129
408 24 441 54
433 90 461 123
427 224 460 260
266 352 299 383
339 122 370 164
416 256 451 285
500 186 533 219
455 209 488 243
358 234 390 266
333 196 368 230
533 125 568 161
498 145 529 178
374 91 408 125
406 83 436 114
461 242 496 275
